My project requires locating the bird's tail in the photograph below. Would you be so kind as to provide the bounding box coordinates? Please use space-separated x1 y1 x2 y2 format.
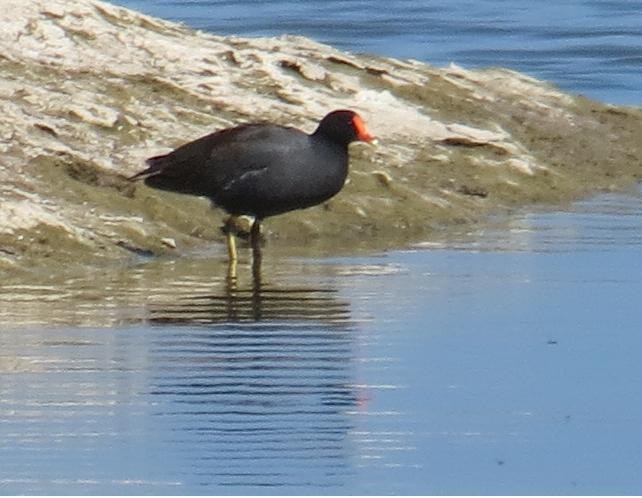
127 154 171 181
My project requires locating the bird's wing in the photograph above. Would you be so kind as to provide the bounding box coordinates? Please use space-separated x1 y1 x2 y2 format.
130 124 301 197
129 125 257 181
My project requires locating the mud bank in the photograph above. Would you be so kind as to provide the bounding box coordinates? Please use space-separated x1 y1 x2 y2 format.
1 0 641 276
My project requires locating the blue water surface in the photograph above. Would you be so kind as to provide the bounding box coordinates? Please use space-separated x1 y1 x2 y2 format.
113 0 642 105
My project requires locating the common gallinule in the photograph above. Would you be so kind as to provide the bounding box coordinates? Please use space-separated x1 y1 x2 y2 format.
130 109 375 261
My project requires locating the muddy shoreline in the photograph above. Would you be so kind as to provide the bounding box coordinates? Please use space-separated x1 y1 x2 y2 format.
1 0 641 279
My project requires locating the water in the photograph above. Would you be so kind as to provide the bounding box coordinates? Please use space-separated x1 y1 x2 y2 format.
114 0 642 106
2 190 642 494
2 0 642 494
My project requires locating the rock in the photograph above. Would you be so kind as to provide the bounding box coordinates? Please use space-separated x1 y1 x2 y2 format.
161 237 177 249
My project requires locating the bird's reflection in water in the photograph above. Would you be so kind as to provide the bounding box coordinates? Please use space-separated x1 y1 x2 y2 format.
146 247 352 327
145 250 361 490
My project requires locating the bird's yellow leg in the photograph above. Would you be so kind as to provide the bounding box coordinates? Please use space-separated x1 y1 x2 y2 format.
225 217 238 283
250 218 262 253
226 229 237 262
227 255 237 283
224 216 238 262
250 218 262 283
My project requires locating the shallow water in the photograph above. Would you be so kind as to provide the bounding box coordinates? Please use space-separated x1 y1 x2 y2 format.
2 189 642 494
114 0 642 105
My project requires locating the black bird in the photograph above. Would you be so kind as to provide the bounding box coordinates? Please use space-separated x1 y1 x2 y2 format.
130 109 375 261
